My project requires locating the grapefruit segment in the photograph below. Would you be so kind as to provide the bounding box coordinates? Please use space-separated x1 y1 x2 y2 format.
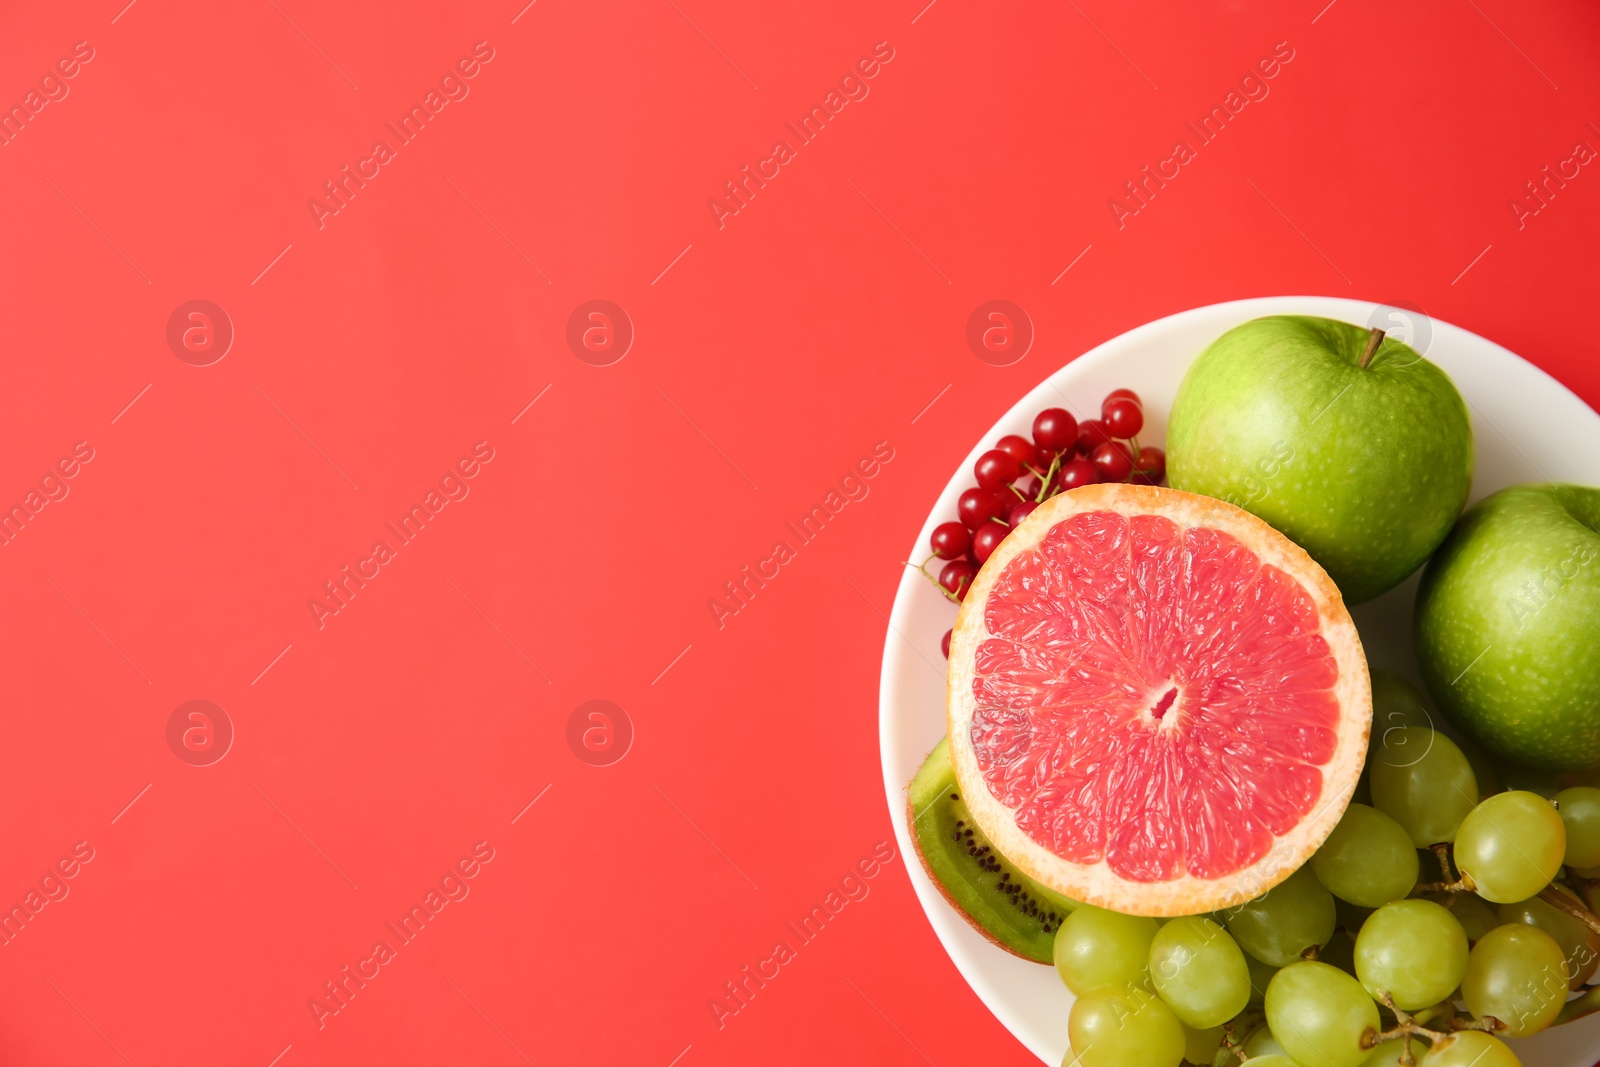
947 484 1370 916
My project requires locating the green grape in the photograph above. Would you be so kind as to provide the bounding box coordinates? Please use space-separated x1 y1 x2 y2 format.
1422 891 1499 942
1180 1023 1222 1066
1225 865 1336 967
1320 927 1357 975
1419 1030 1521 1067
1148 917 1250 1029
1353 899 1468 1009
1242 1059 1299 1067
1053 906 1159 995
1311 803 1421 907
1245 952 1279 1005
1364 1037 1430 1066
1461 923 1567 1037
1065 984 1184 1067
1369 669 1432 723
1554 785 1600 868
1498 884 1600 989
1454 791 1566 903
1264 961 1381 1067
1241 1027 1289 1057
1367 671 1435 771
1369 726 1478 846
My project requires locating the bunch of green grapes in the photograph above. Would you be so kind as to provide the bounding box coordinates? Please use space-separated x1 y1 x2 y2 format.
1055 673 1600 1067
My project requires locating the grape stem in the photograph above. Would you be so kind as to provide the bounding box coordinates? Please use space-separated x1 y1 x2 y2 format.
1449 1015 1507 1033
1556 982 1600 1026
1217 1012 1264 1065
1538 883 1600 936
1358 327 1385 369
1412 873 1477 894
1431 843 1455 884
1364 994 1457 1061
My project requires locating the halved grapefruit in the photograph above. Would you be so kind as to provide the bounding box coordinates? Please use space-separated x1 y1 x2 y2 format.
946 483 1370 917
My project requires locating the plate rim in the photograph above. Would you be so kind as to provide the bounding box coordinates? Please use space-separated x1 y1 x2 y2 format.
876 294 1600 1065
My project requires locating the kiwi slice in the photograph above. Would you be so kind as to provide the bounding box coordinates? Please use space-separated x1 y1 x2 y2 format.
907 736 1076 963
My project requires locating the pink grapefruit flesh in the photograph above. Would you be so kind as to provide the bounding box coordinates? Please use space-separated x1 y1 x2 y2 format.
946 483 1370 916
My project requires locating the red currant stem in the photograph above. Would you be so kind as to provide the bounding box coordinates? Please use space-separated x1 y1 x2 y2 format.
1006 483 1027 501
1037 454 1061 502
903 560 959 604
1358 327 1386 369
1130 434 1141 454
1538 884 1600 936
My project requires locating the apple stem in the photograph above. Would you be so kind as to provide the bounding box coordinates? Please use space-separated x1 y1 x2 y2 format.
1358 327 1385 368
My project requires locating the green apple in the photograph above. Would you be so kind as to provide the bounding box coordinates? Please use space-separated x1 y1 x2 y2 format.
1415 483 1600 770
1168 316 1473 603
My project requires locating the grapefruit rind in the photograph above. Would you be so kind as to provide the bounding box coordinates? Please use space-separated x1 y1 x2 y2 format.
946 483 1370 917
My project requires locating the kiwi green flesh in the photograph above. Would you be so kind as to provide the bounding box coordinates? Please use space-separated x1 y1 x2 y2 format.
908 737 1077 963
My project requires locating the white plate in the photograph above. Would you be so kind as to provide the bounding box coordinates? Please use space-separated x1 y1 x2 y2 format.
877 296 1600 1065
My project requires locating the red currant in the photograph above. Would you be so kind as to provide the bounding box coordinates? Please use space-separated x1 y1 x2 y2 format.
1008 500 1038 525
1056 456 1100 491
972 519 1008 564
1104 388 1142 408
1076 418 1114 455
1091 441 1134 481
1136 446 1166 483
930 521 971 560
957 487 1007 529
939 560 977 601
1102 397 1144 439
974 449 1021 490
995 434 1038 472
1032 408 1078 457
941 630 952 657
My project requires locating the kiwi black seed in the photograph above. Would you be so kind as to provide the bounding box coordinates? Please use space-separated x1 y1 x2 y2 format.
907 736 1079 964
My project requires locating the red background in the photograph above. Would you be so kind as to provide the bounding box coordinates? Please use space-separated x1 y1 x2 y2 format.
2 1 1598 1064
